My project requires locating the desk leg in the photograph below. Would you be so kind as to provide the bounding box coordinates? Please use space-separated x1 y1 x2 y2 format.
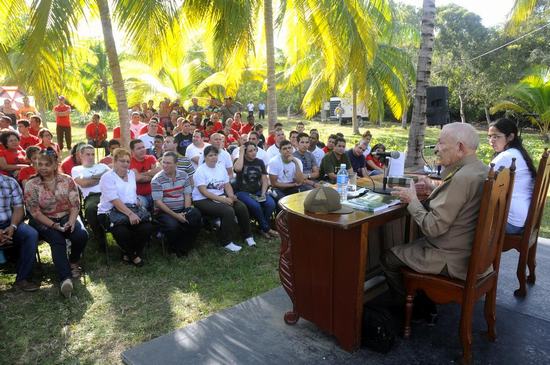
276 211 299 324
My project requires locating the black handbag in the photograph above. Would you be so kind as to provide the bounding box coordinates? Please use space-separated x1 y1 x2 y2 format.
108 204 151 226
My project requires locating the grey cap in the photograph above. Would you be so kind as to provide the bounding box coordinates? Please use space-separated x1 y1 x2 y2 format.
304 187 353 214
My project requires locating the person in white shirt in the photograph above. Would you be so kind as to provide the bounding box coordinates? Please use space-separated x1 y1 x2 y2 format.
361 130 373 157
97 148 153 266
192 145 256 252
308 130 325 167
488 118 536 234
258 102 266 120
185 130 210 169
71 144 110 251
246 101 254 116
266 129 287 163
198 133 233 178
268 140 306 200
138 118 162 150
230 134 249 161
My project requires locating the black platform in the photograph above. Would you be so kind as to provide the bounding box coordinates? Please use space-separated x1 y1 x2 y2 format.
122 241 550 365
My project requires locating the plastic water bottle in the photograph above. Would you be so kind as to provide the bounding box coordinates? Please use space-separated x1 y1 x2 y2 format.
336 163 348 202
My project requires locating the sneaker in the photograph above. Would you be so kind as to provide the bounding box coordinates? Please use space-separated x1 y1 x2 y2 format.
14 280 40 292
245 237 257 247
60 278 73 298
224 242 242 252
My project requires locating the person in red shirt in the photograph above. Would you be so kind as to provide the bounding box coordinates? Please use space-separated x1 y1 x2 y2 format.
29 115 42 136
0 130 28 177
221 120 239 147
239 114 255 135
85 113 109 153
210 113 223 133
112 125 136 142
366 143 386 174
60 142 84 175
18 146 41 188
53 95 72 151
99 139 121 167
17 120 40 149
266 122 283 147
322 134 337 154
138 121 165 136
129 139 161 210
231 112 244 132
36 129 61 156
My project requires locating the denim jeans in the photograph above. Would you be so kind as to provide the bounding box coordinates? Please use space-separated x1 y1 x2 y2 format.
235 191 276 232
506 223 524 235
138 195 154 211
0 221 39 282
30 216 88 281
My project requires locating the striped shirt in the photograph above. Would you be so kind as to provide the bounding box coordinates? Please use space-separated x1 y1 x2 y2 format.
151 170 192 212
0 174 23 223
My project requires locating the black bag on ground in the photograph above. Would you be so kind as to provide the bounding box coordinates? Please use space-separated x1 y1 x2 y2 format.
361 304 396 353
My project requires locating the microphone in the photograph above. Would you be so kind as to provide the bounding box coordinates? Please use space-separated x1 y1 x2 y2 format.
424 145 436 149
372 151 400 159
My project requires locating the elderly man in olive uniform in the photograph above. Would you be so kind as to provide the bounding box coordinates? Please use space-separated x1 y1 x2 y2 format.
381 123 489 313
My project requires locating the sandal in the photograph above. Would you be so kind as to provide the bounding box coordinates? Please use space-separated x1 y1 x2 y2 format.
268 229 280 238
121 254 131 264
70 263 82 279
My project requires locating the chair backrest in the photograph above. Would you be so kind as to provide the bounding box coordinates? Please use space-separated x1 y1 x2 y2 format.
465 162 515 286
522 148 550 245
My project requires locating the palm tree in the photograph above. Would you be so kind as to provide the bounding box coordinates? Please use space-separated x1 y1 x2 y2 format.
264 0 278 131
490 67 550 141
405 0 436 170
506 0 540 32
79 42 112 111
11 0 178 146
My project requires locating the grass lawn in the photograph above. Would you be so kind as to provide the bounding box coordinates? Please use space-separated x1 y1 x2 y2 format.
1 118 548 364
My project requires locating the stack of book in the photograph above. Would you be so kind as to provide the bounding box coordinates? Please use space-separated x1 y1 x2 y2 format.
342 192 401 212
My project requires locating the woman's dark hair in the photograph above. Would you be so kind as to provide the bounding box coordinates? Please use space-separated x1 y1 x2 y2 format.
203 145 219 160
25 145 41 159
490 118 537 178
371 143 386 154
70 142 86 163
0 130 20 148
243 141 257 152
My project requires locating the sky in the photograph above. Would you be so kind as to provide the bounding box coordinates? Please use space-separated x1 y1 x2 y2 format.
396 0 516 27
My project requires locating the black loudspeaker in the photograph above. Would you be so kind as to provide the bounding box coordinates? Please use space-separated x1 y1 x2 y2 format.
426 86 450 126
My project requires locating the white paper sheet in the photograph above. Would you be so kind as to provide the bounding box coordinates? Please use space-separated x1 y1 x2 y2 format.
387 151 405 177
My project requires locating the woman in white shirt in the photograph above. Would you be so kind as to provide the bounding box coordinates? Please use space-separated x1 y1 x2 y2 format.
98 148 153 266
488 118 537 234
192 145 255 252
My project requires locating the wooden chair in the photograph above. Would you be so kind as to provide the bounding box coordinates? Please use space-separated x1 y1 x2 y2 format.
502 148 550 297
402 162 515 364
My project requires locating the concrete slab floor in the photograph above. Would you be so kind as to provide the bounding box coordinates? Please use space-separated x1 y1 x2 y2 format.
122 242 550 365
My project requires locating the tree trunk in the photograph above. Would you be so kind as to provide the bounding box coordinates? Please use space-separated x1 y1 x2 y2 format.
102 82 110 111
484 106 492 126
401 105 408 129
459 93 466 123
405 0 436 170
96 0 130 147
352 83 359 134
264 0 278 132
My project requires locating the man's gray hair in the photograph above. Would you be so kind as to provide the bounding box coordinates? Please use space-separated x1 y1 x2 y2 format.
442 122 479 150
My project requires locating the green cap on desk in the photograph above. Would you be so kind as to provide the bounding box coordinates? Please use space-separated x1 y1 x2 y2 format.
304 187 353 214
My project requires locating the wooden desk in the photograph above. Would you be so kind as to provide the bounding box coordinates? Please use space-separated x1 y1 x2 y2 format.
276 185 408 352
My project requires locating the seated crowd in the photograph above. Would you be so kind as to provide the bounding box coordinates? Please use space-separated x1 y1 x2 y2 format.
0 96 535 305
